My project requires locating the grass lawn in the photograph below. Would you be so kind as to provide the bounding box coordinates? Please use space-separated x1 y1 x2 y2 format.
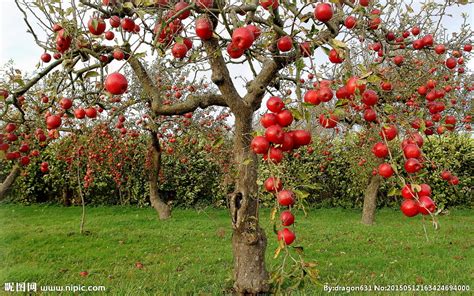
0 205 472 295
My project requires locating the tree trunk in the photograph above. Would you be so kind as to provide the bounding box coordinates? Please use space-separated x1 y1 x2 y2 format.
149 131 171 220
0 165 20 200
230 110 269 294
62 187 72 206
361 174 382 225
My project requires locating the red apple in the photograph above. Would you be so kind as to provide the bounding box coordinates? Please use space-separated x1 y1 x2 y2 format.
417 196 436 215
105 73 128 95
277 228 295 245
264 177 282 192
41 53 52 63
277 190 295 206
232 27 254 50
251 136 270 154
195 17 213 40
378 163 394 178
280 211 295 226
314 3 333 22
277 36 293 52
88 18 106 35
401 199 419 217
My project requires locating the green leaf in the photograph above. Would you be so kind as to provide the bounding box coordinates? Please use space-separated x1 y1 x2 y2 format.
289 108 303 121
367 74 381 84
273 222 279 235
300 14 312 23
242 158 253 165
135 9 146 19
288 66 294 76
302 184 322 191
91 19 99 30
65 7 74 16
333 108 345 118
384 105 394 114
304 110 311 123
387 187 398 197
330 38 348 49
295 58 305 72
298 171 309 180
357 64 367 74
302 102 315 108
293 246 304 254
133 52 147 59
123 2 134 9
359 71 373 80
321 46 331 56
294 189 309 200
273 240 284 259
83 71 99 80
212 137 223 148
13 77 25 87
270 207 277 220
335 99 349 107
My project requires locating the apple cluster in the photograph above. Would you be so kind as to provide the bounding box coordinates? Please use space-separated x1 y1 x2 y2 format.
399 184 435 218
251 97 312 245
251 97 311 163
0 120 46 169
370 124 443 217
264 176 296 246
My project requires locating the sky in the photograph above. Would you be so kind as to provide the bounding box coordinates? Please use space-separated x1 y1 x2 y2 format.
0 0 43 71
0 0 473 84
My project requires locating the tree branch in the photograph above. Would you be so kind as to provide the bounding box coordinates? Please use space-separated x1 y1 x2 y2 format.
157 94 228 115
202 37 244 111
12 58 64 97
128 54 227 115
127 54 162 111
245 16 342 110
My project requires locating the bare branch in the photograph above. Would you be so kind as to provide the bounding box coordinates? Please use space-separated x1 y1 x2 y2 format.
202 37 244 111
12 58 64 97
156 94 228 115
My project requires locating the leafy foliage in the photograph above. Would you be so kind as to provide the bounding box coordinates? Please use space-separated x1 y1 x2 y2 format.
258 133 473 209
4 133 471 209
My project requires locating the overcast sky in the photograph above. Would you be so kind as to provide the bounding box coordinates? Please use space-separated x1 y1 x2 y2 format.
1 1 472 80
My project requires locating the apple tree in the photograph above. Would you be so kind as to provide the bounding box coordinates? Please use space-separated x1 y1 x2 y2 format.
3 0 472 293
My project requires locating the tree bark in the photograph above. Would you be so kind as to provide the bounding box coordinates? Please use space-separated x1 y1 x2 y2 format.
62 188 72 206
149 131 171 220
361 174 382 225
0 165 20 201
230 110 269 294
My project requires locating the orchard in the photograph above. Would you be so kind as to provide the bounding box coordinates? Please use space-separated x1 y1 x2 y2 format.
0 0 473 294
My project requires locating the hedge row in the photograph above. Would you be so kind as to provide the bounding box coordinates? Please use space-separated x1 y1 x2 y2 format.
2 133 472 209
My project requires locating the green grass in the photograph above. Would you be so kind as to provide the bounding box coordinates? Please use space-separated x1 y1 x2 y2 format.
0 205 473 295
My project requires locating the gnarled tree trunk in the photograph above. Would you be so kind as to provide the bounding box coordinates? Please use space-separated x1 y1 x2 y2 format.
230 110 269 294
0 165 20 201
361 174 382 225
149 131 171 220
